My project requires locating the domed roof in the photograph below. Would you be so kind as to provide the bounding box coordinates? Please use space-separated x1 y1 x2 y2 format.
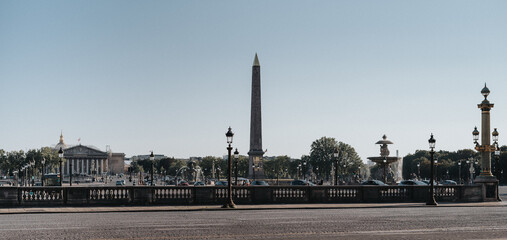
54 131 67 150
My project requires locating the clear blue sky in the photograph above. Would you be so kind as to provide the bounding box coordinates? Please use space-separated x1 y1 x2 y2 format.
1 1 507 162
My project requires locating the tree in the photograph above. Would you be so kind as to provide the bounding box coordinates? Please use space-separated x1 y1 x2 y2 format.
309 137 363 181
199 156 222 179
263 156 291 179
402 149 480 182
157 157 175 174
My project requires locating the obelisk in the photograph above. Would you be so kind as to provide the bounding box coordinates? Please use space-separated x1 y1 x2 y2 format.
248 54 265 179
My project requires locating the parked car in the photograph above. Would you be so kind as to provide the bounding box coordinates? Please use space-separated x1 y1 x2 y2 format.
290 180 315 186
178 180 189 186
0 181 12 186
116 180 125 186
421 180 439 185
251 180 269 186
215 181 228 186
441 180 457 185
235 177 250 186
398 180 427 186
360 180 387 186
194 181 205 186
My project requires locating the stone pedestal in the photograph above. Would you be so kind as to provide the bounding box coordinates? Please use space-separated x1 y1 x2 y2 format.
475 176 498 201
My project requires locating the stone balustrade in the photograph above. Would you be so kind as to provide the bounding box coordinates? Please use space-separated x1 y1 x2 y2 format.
0 185 484 207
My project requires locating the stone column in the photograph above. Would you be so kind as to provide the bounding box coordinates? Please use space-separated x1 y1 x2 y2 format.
475 84 498 201
66 160 70 176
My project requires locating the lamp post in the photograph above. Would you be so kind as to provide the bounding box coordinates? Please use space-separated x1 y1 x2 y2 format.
333 149 339 186
427 133 437 206
41 157 46 187
342 163 347 184
58 147 63 186
434 158 438 182
149 151 154 186
252 164 256 181
472 84 499 198
297 163 301 180
303 161 307 180
466 159 472 184
493 128 501 201
458 161 462 184
20 167 24 186
417 163 421 180
315 166 319 183
223 127 236 208
69 157 73 186
30 160 35 186
234 148 239 186
383 158 387 184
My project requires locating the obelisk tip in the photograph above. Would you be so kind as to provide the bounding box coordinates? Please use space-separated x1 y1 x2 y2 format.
253 53 260 66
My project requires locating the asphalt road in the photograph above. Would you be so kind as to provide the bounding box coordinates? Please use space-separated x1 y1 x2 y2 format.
0 205 506 240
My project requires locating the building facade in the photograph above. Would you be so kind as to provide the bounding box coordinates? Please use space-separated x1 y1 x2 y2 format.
53 133 124 176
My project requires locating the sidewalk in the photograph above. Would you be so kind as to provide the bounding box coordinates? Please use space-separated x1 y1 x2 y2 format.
0 201 505 215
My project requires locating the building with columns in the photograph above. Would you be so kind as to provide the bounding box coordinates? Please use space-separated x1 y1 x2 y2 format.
53 133 124 176
62 144 109 176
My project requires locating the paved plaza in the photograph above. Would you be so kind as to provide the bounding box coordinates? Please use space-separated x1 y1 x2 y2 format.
0 187 504 240
0 205 506 240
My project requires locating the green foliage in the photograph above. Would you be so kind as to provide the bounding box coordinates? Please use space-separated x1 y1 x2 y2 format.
157 157 175 174
199 156 222 178
235 155 249 178
0 147 60 175
263 156 291 179
402 149 481 181
308 137 364 180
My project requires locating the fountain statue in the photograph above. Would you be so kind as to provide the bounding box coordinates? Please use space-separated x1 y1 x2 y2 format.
174 160 205 185
367 135 402 184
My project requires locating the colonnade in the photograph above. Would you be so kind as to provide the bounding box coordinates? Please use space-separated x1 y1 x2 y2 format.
63 158 108 175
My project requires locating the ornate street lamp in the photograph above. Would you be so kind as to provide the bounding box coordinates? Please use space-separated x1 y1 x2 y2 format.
333 149 339 186
303 161 307 180
472 84 499 200
58 147 64 186
30 160 35 186
252 164 256 180
493 128 501 201
427 133 437 206
223 127 236 208
234 148 239 186
150 151 154 186
297 163 301 180
41 157 46 187
69 156 73 186
458 161 462 184
382 158 387 184
417 163 421 180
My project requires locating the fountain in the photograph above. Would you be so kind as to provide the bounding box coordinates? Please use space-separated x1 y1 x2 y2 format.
367 135 402 184
174 160 205 185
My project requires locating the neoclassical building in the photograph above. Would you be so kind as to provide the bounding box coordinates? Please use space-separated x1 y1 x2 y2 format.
62 144 109 176
53 133 124 176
